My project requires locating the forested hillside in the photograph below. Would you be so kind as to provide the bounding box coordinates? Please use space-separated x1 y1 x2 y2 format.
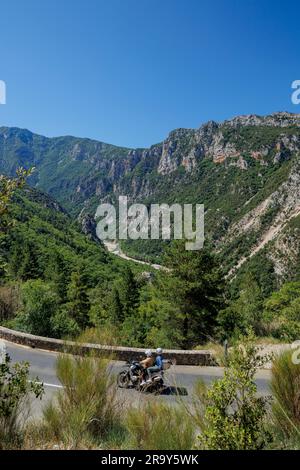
1 113 300 348
1 112 300 289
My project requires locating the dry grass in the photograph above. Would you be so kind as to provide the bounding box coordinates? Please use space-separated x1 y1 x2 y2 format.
35 353 124 449
78 326 120 346
271 350 300 441
125 401 195 450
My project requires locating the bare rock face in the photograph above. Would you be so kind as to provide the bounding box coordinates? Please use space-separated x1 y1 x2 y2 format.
225 112 300 128
182 149 197 172
78 211 99 242
158 139 178 174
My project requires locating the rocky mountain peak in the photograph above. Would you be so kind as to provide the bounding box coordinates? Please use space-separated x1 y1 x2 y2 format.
225 112 300 128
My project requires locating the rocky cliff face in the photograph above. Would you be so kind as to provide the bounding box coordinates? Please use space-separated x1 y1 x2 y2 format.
1 112 300 283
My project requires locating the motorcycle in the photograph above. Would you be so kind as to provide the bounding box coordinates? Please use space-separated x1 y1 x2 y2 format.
139 359 173 395
117 359 173 395
117 360 143 389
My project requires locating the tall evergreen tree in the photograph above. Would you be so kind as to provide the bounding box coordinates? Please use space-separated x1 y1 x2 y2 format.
163 240 225 348
118 267 140 318
218 273 264 339
46 250 70 302
109 286 124 324
11 240 42 281
67 267 90 329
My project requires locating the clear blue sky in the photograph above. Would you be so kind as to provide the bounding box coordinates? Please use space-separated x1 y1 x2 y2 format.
0 0 299 148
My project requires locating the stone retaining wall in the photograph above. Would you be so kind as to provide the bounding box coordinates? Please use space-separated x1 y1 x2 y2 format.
0 326 214 366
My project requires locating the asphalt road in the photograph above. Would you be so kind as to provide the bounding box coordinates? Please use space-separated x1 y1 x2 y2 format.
3 340 272 418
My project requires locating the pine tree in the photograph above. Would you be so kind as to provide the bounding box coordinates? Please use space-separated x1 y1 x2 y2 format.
218 273 264 338
109 287 124 324
118 267 140 318
47 250 70 302
67 267 90 329
13 240 42 280
163 240 225 348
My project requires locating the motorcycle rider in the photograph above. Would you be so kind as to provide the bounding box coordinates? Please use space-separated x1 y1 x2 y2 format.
146 347 164 383
139 349 154 385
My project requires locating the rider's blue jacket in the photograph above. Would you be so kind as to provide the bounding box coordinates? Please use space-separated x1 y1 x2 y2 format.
155 355 163 369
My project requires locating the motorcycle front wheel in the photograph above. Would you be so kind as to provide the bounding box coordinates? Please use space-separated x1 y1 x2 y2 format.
117 371 130 388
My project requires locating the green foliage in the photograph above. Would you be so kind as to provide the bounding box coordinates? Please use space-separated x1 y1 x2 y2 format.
218 274 264 339
0 168 33 231
117 266 140 318
1 186 139 339
0 169 32 276
108 287 124 324
0 284 21 323
162 241 225 347
0 353 43 449
263 282 300 341
16 280 60 336
126 402 195 450
50 307 80 338
41 353 122 448
194 334 272 450
66 268 91 329
271 350 300 443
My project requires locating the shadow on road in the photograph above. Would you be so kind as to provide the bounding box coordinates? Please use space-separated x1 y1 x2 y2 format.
160 385 188 396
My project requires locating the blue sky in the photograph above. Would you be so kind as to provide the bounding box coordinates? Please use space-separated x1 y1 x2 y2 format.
0 0 299 148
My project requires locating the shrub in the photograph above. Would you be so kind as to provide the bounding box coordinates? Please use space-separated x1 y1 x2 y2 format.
0 284 21 322
192 334 272 450
125 401 195 450
41 353 123 448
50 307 80 339
78 326 120 346
18 279 60 336
263 282 300 341
271 349 300 443
0 354 43 449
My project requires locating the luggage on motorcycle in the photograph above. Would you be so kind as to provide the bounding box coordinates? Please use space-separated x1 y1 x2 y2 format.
162 359 172 370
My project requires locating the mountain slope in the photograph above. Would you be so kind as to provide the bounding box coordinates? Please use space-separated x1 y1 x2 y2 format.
0 186 129 287
1 112 300 287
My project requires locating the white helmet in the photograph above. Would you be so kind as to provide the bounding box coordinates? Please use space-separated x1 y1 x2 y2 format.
145 349 152 357
156 348 163 354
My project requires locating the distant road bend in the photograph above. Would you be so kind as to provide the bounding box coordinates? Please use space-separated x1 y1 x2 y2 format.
103 240 167 271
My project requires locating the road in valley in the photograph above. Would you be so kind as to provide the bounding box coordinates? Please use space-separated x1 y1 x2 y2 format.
103 240 167 271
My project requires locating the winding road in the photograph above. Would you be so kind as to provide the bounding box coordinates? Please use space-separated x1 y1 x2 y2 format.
103 240 167 271
3 340 272 418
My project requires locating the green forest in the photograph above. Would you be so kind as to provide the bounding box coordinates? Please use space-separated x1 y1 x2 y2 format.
1 171 300 350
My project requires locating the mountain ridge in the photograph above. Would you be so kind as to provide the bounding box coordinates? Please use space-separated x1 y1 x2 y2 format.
1 111 300 289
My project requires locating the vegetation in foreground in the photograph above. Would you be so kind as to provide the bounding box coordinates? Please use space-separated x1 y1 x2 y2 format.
1 335 300 450
2 168 300 451
1 171 300 350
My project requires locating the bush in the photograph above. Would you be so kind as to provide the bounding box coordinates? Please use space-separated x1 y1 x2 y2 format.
0 354 43 449
192 334 272 450
17 279 60 336
41 353 123 448
0 284 21 323
271 350 300 443
126 401 195 450
50 307 80 339
78 326 121 346
263 282 300 341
